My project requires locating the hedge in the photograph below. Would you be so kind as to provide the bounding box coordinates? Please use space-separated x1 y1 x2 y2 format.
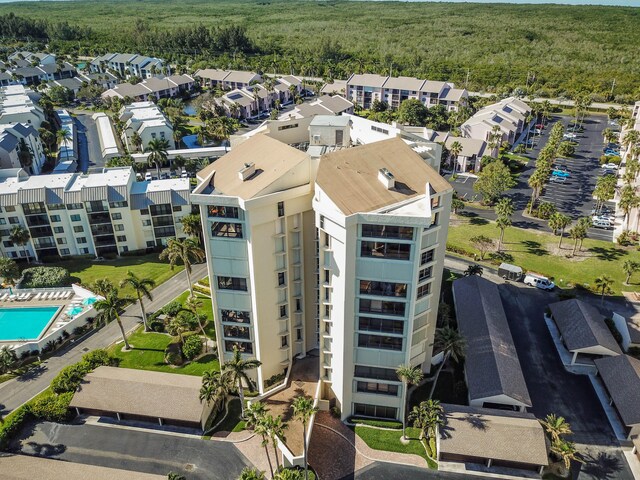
182 335 203 360
29 391 74 422
20 266 70 288
349 417 403 429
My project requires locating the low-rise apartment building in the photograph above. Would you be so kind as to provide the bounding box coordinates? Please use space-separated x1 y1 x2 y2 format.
0 123 46 174
0 167 190 260
119 102 175 151
44 72 118 96
0 85 46 129
346 74 468 112
460 96 531 147
284 95 353 120
194 69 262 91
102 74 195 103
1 52 75 86
432 132 488 173
192 114 452 421
90 53 168 79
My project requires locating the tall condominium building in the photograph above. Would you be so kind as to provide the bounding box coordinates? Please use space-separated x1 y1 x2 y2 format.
193 115 453 421
0 167 190 261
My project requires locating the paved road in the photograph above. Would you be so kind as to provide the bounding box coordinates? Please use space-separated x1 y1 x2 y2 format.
0 263 207 416
354 462 489 479
74 112 104 172
14 421 251 480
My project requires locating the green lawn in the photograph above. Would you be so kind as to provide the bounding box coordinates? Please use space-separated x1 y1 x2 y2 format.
41 254 183 297
355 425 437 469
173 290 215 339
109 327 219 376
206 398 245 434
448 217 639 295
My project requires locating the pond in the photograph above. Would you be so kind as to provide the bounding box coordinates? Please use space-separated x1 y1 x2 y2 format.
183 101 197 116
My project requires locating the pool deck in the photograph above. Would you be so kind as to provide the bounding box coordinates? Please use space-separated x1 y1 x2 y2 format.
0 288 92 347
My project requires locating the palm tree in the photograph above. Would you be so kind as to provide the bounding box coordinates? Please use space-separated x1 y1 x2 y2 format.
120 271 155 331
395 364 424 440
568 223 586 256
540 413 572 443
548 213 571 248
291 395 318 480
9 226 31 263
92 278 115 297
429 326 466 399
145 138 170 178
594 275 614 305
449 141 463 170
623 260 639 285
622 129 640 150
167 313 194 344
463 264 483 277
200 369 231 414
494 197 514 251
408 399 444 445
0 346 17 375
130 131 142 152
224 346 262 418
619 185 640 229
94 289 131 350
184 294 210 350
527 169 546 214
56 128 72 162
266 414 288 472
550 439 581 469
255 417 275 478
244 400 267 430
180 213 203 242
237 467 265 480
159 237 205 297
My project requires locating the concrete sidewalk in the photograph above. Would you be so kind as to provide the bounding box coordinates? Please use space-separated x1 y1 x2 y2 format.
0 263 207 416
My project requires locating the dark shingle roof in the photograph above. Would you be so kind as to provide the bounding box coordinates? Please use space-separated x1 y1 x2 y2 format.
453 275 532 407
594 355 640 427
549 299 622 355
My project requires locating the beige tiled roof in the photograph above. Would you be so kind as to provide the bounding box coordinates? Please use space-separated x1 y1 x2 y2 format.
0 454 164 480
348 73 388 88
69 366 203 423
382 76 425 91
316 137 451 215
198 134 310 200
440 404 549 466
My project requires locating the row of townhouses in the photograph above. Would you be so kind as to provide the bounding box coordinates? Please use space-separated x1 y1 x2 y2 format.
346 74 468 112
44 71 119 96
0 51 76 87
191 113 451 422
101 74 196 103
90 53 168 79
119 101 175 152
0 167 190 260
0 85 46 129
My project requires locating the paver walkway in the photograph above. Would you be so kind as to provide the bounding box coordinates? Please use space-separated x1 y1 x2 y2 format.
0 263 207 415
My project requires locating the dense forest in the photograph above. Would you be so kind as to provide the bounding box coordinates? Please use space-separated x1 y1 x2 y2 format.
0 0 639 101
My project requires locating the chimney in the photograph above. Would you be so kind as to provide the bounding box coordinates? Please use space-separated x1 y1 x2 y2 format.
238 162 255 181
378 168 395 189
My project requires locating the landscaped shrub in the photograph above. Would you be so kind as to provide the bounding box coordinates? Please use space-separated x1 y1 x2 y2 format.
0 404 32 450
164 341 183 366
264 371 286 389
20 266 70 288
149 320 165 332
51 362 91 394
81 349 114 369
330 406 341 418
199 277 210 287
182 335 203 360
161 301 183 317
29 391 74 422
349 417 403 429
446 243 475 258
193 284 211 295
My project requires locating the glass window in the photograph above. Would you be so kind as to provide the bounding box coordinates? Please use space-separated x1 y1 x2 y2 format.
421 249 435 265
419 266 432 281
358 316 404 335
53 226 64 234
56 238 67 245
353 403 397 419
358 333 403 351
280 305 287 318
112 212 122 220
109 201 128 208
417 283 431 298
114 224 125 231
361 224 413 240
224 340 253 354
66 203 83 210
277 201 285 217
70 214 81 222
59 248 70 255
150 204 172 215
4 206 16 212
76 237 87 244
223 325 251 339
221 310 251 324
360 241 410 261
211 222 243 238
359 299 405 316
9 217 20 224
278 272 286 286
173 206 182 212
359 280 407 297
0 219 5 225
117 235 127 242
217 276 248 291
50 215 61 222
48 203 65 211
356 381 399 396
142 219 152 226
73 225 84 233
207 205 239 218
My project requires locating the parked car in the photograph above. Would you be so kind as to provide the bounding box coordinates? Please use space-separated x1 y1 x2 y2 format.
602 170 617 177
550 175 567 183
180 169 188 178
144 172 152 181
552 169 570 178
535 123 544 129
601 163 619 170
592 218 614 230
593 214 615 223
563 133 578 139
604 148 620 156
524 274 555 291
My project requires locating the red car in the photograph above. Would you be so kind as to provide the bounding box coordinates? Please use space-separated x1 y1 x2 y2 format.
535 123 544 129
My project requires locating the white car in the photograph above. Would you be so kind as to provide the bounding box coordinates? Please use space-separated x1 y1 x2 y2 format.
601 163 619 170
180 169 188 178
592 218 614 230
563 133 578 139
144 172 152 181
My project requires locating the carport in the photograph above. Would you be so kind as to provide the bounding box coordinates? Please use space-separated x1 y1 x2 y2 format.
594 355 640 441
69 366 212 430
548 299 622 365
437 404 549 475
452 276 532 412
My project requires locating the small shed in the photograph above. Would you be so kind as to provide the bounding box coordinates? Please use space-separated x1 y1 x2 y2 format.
548 299 622 364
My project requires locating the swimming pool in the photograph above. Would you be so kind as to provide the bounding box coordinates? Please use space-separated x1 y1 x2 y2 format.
0 306 60 342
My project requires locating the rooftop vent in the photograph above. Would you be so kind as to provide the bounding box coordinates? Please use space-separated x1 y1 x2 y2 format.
238 162 255 181
378 168 395 189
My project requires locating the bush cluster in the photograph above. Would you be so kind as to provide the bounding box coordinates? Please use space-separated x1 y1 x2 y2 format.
29 391 74 422
445 243 475 258
20 266 70 288
264 371 286 389
51 349 114 394
182 335 203 360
